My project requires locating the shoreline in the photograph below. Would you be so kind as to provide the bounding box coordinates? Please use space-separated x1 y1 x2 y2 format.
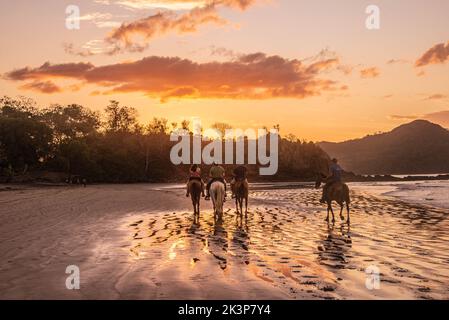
1 171 449 187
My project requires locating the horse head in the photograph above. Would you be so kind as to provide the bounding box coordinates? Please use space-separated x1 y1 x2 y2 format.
315 173 325 189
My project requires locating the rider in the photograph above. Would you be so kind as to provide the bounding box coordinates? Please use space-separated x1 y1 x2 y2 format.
205 162 227 201
186 164 205 198
320 158 342 203
230 165 248 199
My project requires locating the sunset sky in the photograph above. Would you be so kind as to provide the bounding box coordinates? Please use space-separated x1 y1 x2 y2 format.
0 0 448 142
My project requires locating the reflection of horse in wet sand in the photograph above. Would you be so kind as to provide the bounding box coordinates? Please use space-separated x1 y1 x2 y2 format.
210 181 225 220
316 175 351 223
233 180 248 216
317 222 352 268
189 179 203 215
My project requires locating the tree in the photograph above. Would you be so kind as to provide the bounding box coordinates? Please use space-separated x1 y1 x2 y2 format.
42 104 100 143
211 122 233 138
0 116 52 172
0 96 38 119
104 100 137 132
147 117 168 135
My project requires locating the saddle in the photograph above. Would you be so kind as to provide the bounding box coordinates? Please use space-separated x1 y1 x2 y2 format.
324 181 345 200
331 182 344 191
210 177 226 186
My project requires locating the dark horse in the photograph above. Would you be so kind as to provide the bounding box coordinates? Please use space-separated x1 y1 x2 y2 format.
315 174 351 223
233 179 248 216
189 179 203 215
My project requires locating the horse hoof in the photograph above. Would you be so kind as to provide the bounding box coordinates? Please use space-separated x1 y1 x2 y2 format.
324 218 329 222
340 216 345 221
332 219 335 223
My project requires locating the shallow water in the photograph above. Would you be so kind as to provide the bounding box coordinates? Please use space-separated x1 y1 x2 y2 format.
351 180 449 210
125 187 449 299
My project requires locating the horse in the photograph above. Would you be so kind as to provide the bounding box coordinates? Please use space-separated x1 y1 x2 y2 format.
210 180 225 221
233 179 248 216
189 179 203 215
315 174 351 223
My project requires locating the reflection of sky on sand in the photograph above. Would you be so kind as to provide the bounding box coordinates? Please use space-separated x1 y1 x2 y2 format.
124 186 449 299
169 239 185 260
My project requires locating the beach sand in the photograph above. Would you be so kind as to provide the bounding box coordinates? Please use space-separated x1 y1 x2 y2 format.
0 183 448 300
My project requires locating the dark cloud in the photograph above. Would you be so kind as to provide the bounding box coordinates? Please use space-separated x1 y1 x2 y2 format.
105 0 258 54
360 67 380 79
5 52 346 102
390 110 449 129
424 94 447 101
19 80 62 94
415 41 449 67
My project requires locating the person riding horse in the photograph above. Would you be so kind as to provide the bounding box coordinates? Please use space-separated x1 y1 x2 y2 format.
186 164 205 198
231 165 248 199
320 158 343 203
316 158 351 223
205 162 227 201
231 165 249 214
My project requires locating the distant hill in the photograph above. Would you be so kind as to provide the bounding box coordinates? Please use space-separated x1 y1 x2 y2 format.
318 120 449 175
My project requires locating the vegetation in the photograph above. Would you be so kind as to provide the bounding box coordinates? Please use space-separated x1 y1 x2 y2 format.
0 96 329 183
319 120 449 175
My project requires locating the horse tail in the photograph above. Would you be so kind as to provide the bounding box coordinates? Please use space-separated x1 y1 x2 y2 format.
218 184 225 213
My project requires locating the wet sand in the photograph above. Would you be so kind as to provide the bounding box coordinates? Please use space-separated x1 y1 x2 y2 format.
0 183 448 299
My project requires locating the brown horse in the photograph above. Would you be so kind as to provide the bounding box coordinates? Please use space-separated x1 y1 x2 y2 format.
189 179 203 215
233 179 248 216
315 175 351 223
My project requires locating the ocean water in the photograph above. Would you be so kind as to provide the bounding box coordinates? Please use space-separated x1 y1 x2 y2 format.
350 180 449 210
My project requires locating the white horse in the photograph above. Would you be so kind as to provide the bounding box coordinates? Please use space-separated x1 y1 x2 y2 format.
210 181 225 220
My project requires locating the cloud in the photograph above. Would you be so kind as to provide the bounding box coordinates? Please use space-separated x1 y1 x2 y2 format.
64 40 118 57
390 110 449 129
424 94 447 101
415 41 449 67
19 81 62 94
112 0 208 10
360 67 380 79
423 110 449 128
389 114 419 121
104 0 258 54
386 59 408 65
66 12 122 29
5 62 94 80
5 52 346 102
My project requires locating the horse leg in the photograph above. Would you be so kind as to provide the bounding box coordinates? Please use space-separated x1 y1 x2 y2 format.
235 198 239 214
325 207 329 222
328 202 335 223
245 196 248 215
346 202 350 224
340 203 345 221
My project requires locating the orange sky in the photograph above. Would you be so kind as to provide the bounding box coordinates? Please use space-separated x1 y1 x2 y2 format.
0 0 448 142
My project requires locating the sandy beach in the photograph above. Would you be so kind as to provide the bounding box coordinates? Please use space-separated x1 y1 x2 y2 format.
0 183 448 300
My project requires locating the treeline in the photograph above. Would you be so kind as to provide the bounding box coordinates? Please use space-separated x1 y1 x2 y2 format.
0 96 329 183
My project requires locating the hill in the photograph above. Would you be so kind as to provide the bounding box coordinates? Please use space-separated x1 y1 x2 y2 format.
318 120 449 175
